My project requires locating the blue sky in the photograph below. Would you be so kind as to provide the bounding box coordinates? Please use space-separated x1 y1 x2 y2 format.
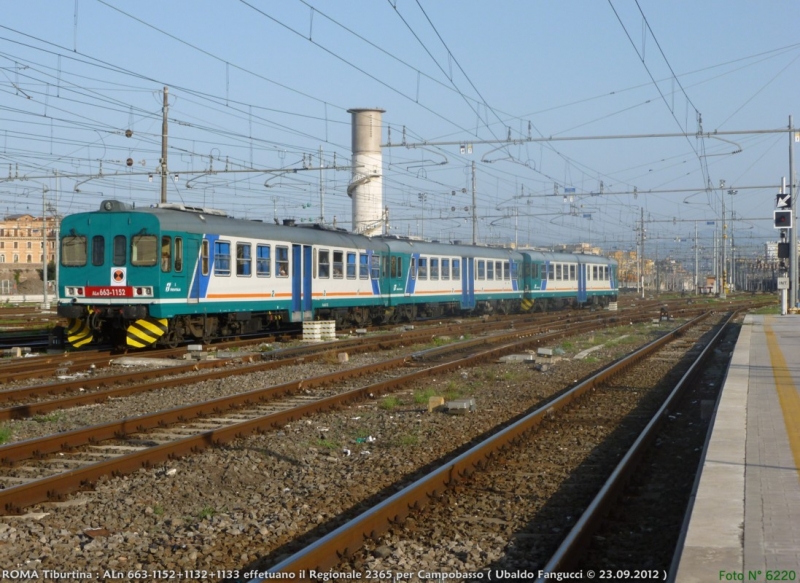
1 1 798 261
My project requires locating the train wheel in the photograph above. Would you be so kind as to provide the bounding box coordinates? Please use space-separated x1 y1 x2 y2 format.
334 310 348 329
161 329 180 349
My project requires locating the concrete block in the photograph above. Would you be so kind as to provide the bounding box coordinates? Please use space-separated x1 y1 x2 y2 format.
187 344 204 352
337 352 349 363
446 398 476 414
427 396 445 412
498 354 535 363
537 347 554 357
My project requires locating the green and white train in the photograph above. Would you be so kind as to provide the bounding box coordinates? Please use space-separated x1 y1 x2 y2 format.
57 200 618 348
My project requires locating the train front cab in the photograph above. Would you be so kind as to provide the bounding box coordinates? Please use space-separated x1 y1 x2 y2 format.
58 203 168 348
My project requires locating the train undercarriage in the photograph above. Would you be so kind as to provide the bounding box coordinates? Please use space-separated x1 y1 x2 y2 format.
59 295 615 349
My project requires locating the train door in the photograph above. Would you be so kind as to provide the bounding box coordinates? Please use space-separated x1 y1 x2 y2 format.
387 254 403 306
577 263 587 304
188 235 216 305
166 235 187 298
291 244 313 321
461 257 475 309
186 238 201 304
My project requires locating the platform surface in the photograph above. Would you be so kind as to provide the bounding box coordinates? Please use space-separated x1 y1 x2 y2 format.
675 314 800 582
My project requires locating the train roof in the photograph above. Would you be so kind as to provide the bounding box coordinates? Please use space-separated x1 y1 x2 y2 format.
71 201 615 264
82 200 388 250
377 237 521 259
517 248 617 265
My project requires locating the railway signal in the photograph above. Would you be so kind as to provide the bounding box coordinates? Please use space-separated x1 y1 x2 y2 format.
774 209 793 229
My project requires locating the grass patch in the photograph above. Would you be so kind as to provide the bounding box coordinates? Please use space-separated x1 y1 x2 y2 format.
560 341 574 350
153 504 165 516
32 413 62 423
413 388 437 404
750 304 780 315
198 506 216 520
395 433 419 446
499 369 524 382
0 426 11 445
315 438 340 450
379 396 400 410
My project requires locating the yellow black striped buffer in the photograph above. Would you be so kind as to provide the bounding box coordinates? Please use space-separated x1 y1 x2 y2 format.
66 318 93 348
521 298 534 311
126 317 169 348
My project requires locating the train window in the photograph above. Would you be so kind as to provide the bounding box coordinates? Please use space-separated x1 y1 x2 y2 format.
496 262 503 280
214 241 231 276
504 262 510 280
347 252 356 279
390 256 398 278
371 255 380 279
113 235 126 266
131 234 157 267
418 257 428 280
569 265 576 280
593 265 598 280
442 259 450 280
333 251 344 278
318 249 330 279
555 264 562 281
175 238 183 272
237 243 251 276
547 264 554 280
452 259 460 279
256 244 271 276
410 256 417 280
161 236 172 272
430 258 439 280
477 260 485 280
61 235 87 266
276 246 289 277
201 240 209 275
359 253 369 279
382 255 389 278
91 236 104 266
604 266 608 280
487 261 494 280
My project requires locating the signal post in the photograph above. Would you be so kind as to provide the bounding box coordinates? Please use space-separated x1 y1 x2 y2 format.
775 184 791 314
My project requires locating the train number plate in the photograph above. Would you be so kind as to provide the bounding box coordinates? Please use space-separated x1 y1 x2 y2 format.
85 286 133 298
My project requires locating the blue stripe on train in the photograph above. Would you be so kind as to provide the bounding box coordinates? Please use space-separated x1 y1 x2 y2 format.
188 234 218 300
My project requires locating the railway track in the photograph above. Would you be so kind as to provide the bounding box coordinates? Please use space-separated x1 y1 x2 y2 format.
0 298 773 578
250 309 736 580
0 309 654 514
